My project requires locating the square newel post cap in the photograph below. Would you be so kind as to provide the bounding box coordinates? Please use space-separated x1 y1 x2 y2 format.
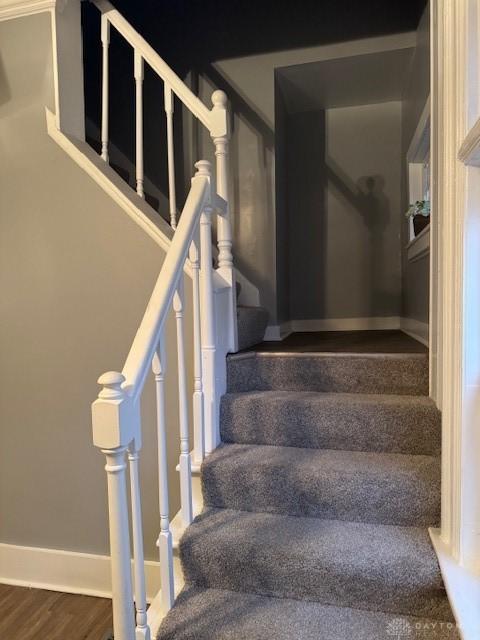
91 371 138 449
209 90 229 139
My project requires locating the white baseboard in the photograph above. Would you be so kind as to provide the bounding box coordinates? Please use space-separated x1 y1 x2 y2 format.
265 316 401 340
430 529 480 639
263 322 292 341
400 316 429 347
0 542 163 602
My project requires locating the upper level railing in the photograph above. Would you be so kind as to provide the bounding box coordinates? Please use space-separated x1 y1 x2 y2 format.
90 0 237 352
92 161 229 640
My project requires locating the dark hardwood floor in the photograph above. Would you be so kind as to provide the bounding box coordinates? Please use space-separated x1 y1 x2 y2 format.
0 584 113 640
252 330 427 354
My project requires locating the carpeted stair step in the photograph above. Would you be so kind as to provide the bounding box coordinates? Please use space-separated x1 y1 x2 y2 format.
221 390 441 455
237 305 269 351
157 586 459 640
202 444 440 526
179 508 452 620
227 352 429 395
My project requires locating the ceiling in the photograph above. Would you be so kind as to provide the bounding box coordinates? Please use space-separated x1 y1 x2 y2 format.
276 47 414 113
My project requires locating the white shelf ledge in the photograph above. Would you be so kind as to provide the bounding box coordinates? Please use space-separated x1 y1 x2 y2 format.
407 223 430 262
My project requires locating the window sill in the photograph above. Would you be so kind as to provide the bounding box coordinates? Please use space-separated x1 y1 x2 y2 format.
407 224 430 262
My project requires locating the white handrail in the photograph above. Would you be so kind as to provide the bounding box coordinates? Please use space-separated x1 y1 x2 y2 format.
122 167 210 401
92 0 213 131
92 160 224 640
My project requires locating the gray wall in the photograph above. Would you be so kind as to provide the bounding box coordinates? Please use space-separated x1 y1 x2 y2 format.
281 101 403 321
401 4 430 323
0 13 187 559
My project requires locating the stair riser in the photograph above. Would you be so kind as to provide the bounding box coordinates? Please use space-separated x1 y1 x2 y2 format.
221 393 441 455
237 307 269 351
202 448 441 527
227 354 429 395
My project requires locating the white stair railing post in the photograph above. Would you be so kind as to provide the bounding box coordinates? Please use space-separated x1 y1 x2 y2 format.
173 280 194 525
190 234 205 466
127 439 150 640
210 90 238 353
152 340 175 612
100 15 110 162
164 83 177 229
197 161 218 453
92 372 136 640
134 50 145 198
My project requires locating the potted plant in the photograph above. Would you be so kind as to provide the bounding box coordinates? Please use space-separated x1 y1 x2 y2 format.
406 200 430 236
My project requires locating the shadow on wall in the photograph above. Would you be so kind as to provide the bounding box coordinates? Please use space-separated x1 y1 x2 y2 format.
190 66 278 315
326 158 396 316
0 56 11 106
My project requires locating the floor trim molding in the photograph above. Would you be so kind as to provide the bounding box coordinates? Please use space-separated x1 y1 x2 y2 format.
400 317 429 347
265 316 402 341
430 528 480 639
0 542 163 602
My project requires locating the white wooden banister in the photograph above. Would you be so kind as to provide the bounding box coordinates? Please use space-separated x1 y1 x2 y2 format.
91 159 235 640
87 3 240 635
121 174 210 400
92 0 212 131
100 14 110 162
134 50 145 199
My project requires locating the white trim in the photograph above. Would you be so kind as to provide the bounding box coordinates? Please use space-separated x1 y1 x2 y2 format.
263 322 292 341
0 542 167 602
458 114 480 166
430 528 480 640
400 317 429 347
0 0 54 21
407 225 430 262
46 108 175 255
0 542 184 638
407 96 431 164
291 316 401 332
264 317 402 341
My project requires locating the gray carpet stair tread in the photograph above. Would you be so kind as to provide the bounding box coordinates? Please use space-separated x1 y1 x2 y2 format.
202 443 440 526
157 586 459 640
227 352 429 395
221 390 441 455
180 508 452 620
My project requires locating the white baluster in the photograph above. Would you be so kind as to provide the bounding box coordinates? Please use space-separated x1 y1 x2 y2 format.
101 15 110 162
134 50 144 198
164 83 177 229
152 341 175 612
197 161 218 454
128 442 150 640
92 372 136 640
190 234 205 465
210 90 238 352
173 281 193 525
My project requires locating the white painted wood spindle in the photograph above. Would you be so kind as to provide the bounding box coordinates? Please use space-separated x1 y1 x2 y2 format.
189 235 205 465
92 372 136 640
100 15 110 162
196 161 218 454
134 50 144 198
210 90 238 352
128 442 150 640
173 281 193 525
164 83 177 229
151 341 175 612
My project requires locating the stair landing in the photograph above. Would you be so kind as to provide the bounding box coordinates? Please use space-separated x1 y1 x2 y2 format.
249 329 427 354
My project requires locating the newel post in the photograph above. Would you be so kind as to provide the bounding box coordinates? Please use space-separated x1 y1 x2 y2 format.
92 372 136 640
196 161 219 452
210 90 238 352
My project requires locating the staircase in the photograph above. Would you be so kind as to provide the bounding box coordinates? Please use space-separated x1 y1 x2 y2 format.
157 347 459 639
